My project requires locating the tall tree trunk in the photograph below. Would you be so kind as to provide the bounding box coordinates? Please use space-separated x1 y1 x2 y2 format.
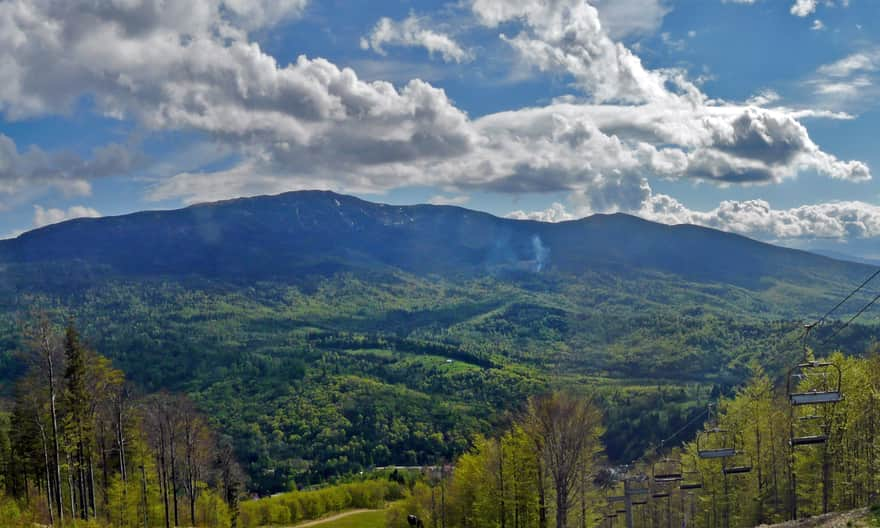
870 394 877 497
822 445 830 514
46 341 64 525
537 459 547 528
769 422 780 514
100 422 110 512
186 425 199 525
170 428 179 527
116 404 128 483
67 451 77 520
499 444 506 528
160 422 171 528
88 453 97 519
512 448 520 528
78 437 88 519
141 463 149 528
755 411 764 523
37 419 54 526
556 478 568 528
191 484 197 527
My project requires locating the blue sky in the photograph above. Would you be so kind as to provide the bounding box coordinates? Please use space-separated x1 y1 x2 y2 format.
1 0 879 259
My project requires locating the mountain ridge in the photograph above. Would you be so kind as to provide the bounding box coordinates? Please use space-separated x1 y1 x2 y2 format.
0 190 870 292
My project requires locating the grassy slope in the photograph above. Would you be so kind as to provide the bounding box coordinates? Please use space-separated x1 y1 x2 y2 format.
289 509 385 528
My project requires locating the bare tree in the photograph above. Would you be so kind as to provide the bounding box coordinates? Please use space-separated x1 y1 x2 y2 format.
21 310 65 524
179 398 211 525
14 372 55 526
143 392 175 528
524 392 604 528
216 437 245 528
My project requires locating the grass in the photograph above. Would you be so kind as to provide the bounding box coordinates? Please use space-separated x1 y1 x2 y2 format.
297 509 386 527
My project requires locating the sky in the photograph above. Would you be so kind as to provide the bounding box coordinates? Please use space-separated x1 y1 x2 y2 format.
1 0 880 260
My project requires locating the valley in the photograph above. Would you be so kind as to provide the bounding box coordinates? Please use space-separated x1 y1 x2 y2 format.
0 192 876 492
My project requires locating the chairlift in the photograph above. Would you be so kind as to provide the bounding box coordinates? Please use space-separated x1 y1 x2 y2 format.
652 457 683 483
787 361 842 406
651 489 671 499
722 449 752 476
697 427 736 459
625 474 651 496
788 360 841 447
679 456 703 490
722 464 752 475
790 414 829 446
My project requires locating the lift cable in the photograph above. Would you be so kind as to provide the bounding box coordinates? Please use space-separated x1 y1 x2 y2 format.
816 288 880 347
658 406 711 449
631 406 710 466
798 267 880 353
630 269 880 474
812 268 880 328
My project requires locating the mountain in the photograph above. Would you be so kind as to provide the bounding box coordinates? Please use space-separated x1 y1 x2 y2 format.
1 191 877 492
0 190 870 291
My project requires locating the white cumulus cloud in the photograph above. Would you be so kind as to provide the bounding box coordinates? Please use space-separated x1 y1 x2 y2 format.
360 14 471 63
791 0 818 16
428 194 471 206
33 204 101 228
0 0 871 221
591 0 669 40
507 202 575 223
506 181 880 243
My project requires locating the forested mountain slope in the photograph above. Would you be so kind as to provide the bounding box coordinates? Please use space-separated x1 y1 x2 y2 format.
0 191 876 493
0 190 870 290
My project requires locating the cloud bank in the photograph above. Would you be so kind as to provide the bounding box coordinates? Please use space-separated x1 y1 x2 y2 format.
508 182 880 243
0 0 873 244
33 204 102 229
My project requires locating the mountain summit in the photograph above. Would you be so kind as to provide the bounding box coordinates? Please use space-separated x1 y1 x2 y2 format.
0 190 869 290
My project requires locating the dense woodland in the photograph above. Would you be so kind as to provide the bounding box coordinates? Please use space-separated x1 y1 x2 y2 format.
358 350 880 528
0 313 243 527
1 306 879 527
235 348 880 528
0 271 876 495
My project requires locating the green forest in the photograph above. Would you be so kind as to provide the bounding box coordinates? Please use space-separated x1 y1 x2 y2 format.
0 315 243 527
220 350 880 528
0 268 878 527
1 271 874 491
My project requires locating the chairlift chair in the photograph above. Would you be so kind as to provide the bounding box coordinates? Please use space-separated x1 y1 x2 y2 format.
650 462 677 500
788 361 842 406
679 480 703 490
722 450 752 476
697 427 736 459
679 456 703 490
651 489 671 499
790 414 829 446
625 474 651 496
788 361 841 447
653 457 684 483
